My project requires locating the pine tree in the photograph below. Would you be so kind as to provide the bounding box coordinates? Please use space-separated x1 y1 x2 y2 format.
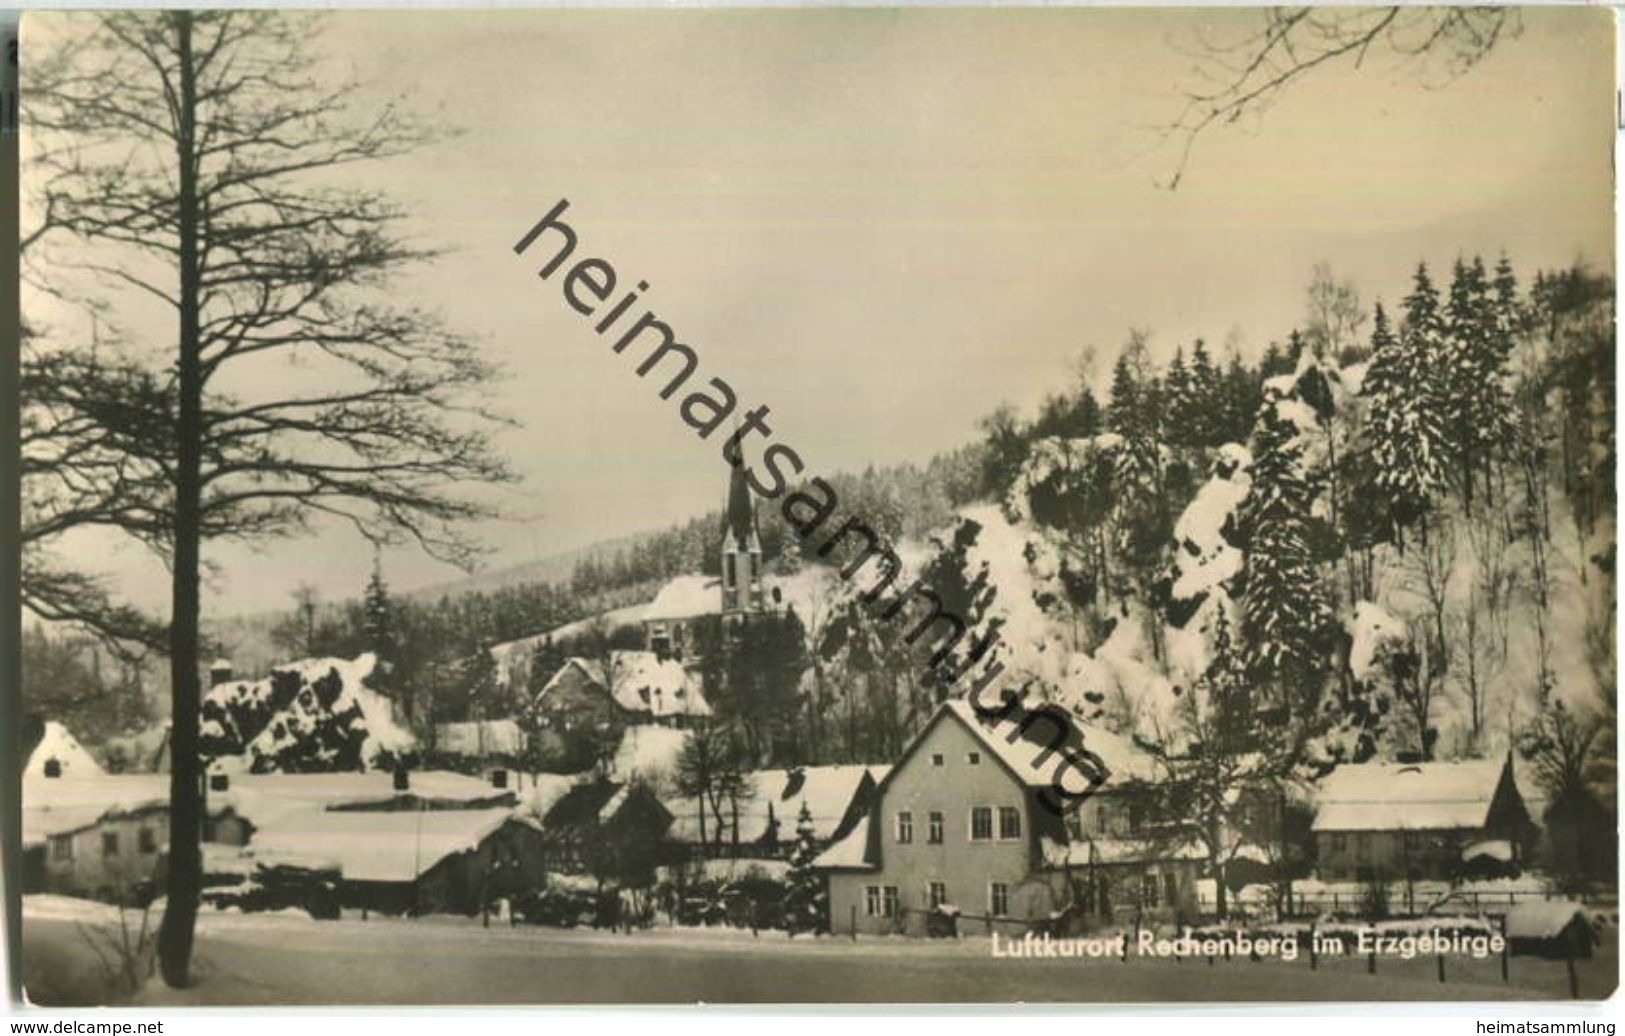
1442 256 1510 504
782 801 827 936
1187 339 1222 446
1107 354 1140 438
1164 347 1193 448
1360 299 1452 544
1239 408 1333 708
362 557 396 665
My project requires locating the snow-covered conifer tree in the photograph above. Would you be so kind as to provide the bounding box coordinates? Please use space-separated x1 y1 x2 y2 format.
782 801 827 936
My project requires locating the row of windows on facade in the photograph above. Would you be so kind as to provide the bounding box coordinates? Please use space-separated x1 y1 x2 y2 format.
925 749 1159 840
864 872 1182 920
50 827 159 861
894 805 1022 844
863 881 1009 918
1326 831 1453 854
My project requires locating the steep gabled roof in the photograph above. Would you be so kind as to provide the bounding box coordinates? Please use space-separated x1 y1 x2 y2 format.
813 700 1154 872
938 698 1156 796
1312 758 1518 832
664 765 877 845
24 722 105 780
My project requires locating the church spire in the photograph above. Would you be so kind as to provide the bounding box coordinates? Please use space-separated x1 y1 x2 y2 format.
720 461 762 613
721 459 759 553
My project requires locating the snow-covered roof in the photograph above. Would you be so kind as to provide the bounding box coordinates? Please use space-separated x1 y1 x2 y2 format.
1462 839 1514 863
243 807 522 883
432 719 527 757
543 781 663 829
940 698 1157 795
1312 759 1513 832
540 652 710 718
21 774 170 846
665 765 877 845
642 574 722 622
1503 900 1592 940
812 816 873 870
24 722 105 780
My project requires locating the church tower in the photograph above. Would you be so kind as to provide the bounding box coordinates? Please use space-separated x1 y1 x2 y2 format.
720 461 764 615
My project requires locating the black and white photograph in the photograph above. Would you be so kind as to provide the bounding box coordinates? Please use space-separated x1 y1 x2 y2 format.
10 4 1619 1007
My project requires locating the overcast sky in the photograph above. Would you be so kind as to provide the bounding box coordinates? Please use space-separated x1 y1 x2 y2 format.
28 7 1615 618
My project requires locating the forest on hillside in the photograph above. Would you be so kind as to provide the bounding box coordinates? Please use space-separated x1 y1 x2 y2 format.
26 254 1617 888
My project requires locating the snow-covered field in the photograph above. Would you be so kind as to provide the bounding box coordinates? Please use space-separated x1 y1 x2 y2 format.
21 896 1615 1006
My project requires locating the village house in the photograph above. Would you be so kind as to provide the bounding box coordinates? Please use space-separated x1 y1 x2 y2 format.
540 779 674 879
240 807 546 916
1311 756 1536 882
531 651 711 739
21 760 532 914
22 771 227 902
815 699 1201 937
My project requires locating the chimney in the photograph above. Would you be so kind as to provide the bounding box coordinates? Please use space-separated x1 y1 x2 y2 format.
392 767 410 793
208 659 234 687
490 768 508 790
42 757 62 779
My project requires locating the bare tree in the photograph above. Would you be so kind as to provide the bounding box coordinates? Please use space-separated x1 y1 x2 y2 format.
27 11 512 985
20 188 167 657
1303 263 1367 363
1162 7 1519 188
1457 504 1515 750
1382 619 1448 761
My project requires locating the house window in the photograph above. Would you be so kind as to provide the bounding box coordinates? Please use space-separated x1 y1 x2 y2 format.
139 828 157 854
928 881 948 909
724 554 737 589
1163 873 1179 906
1330 833 1347 852
50 836 73 862
896 811 914 844
927 811 944 844
989 882 1010 916
967 751 981 765
998 806 1022 840
1141 873 1160 907
931 753 945 767
865 886 899 918
970 807 994 842
101 831 119 858
1128 800 1145 833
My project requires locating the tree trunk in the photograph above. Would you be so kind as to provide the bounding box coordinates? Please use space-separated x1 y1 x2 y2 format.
158 10 204 989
